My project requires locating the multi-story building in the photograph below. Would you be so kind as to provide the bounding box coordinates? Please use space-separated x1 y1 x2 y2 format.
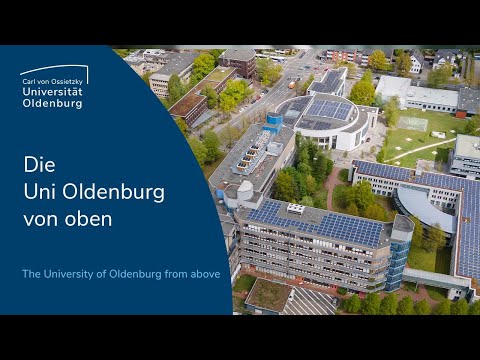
456 88 480 118
450 134 480 180
169 66 237 127
143 49 170 70
307 67 347 97
433 50 459 70
148 53 199 98
325 49 357 63
409 50 424 74
359 49 393 67
218 49 256 79
349 160 480 302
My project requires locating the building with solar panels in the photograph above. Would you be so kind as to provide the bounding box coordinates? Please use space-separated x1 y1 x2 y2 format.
275 92 378 151
449 134 480 181
350 160 480 302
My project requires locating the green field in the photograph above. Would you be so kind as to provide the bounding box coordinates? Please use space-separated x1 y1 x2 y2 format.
233 296 250 314
383 109 466 167
338 169 350 182
233 274 256 293
425 286 448 301
392 143 454 168
407 245 451 274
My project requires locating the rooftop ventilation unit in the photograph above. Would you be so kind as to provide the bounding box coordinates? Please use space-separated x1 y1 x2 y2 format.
287 203 305 215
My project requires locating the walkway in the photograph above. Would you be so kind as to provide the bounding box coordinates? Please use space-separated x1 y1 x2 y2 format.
325 167 347 211
385 138 456 162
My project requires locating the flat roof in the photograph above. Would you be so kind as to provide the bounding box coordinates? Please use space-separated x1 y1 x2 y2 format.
220 49 255 62
376 76 411 99
403 268 470 288
343 105 377 133
396 186 456 233
455 134 480 159
237 199 393 249
169 66 235 117
208 124 294 192
406 86 458 107
458 88 480 113
393 214 415 233
308 68 346 94
150 53 199 79
245 278 292 313
352 160 480 281
219 214 236 236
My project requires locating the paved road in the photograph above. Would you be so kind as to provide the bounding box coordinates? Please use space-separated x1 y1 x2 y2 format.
214 49 325 133
282 286 336 315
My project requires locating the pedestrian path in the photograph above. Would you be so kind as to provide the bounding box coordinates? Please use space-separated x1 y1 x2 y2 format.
385 138 456 162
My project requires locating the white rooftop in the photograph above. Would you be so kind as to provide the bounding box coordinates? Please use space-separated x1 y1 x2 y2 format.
376 76 411 99
406 86 458 107
455 134 480 159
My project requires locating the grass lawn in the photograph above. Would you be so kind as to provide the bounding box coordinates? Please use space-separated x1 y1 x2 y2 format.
202 153 226 180
393 143 454 168
403 281 419 293
313 186 328 210
407 244 451 274
247 278 292 313
383 108 466 166
233 274 256 293
232 296 250 314
332 184 349 212
425 286 448 301
338 168 350 182
373 195 397 221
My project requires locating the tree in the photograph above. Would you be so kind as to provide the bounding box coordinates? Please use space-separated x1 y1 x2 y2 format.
256 58 282 87
312 154 327 184
343 151 348 158
468 300 480 315
346 202 360 216
361 293 381 315
409 216 423 248
424 223 446 253
464 115 479 136
218 91 237 119
434 299 451 315
335 61 357 78
191 53 215 85
209 49 225 66
451 299 469 315
201 86 218 109
345 180 375 212
369 50 387 71
396 51 412 77
168 74 186 104
175 117 188 137
363 204 387 221
219 125 241 148
326 159 334 176
397 296 415 315
141 71 153 86
300 196 314 207
187 137 208 168
344 294 361 313
370 146 376 155
300 74 315 95
373 93 383 108
414 299 431 315
384 96 400 127
427 63 453 89
379 293 398 315
305 175 317 195
272 171 296 202
376 149 385 163
202 130 222 163
349 80 375 105
361 69 373 83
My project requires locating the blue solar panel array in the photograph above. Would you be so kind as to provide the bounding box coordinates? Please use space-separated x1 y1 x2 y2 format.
314 122 332 130
247 200 384 248
306 99 352 121
353 160 480 280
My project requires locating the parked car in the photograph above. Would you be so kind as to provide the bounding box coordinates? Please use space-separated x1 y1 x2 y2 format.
305 65 311 69
332 297 339 306
251 99 256 104
324 67 329 71
366 137 371 142
239 107 246 113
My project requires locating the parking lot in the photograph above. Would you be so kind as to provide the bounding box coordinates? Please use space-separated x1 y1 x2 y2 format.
282 286 337 315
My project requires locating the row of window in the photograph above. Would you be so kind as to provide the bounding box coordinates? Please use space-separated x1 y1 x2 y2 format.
456 157 480 165
407 101 455 112
451 167 480 176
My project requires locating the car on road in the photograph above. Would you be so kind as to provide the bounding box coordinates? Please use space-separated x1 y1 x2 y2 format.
299 52 305 59
251 99 256 104
264 89 269 94
299 67 304 70
324 67 329 71
260 93 265 98
366 137 371 142
239 107 246 113
304 65 311 69
332 297 339 307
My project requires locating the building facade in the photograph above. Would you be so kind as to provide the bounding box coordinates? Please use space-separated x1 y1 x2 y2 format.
326 49 358 63
410 50 424 74
450 134 480 180
218 49 256 79
456 88 480 118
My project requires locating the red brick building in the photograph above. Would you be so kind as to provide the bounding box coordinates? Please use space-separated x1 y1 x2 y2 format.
326 49 358 63
218 49 256 79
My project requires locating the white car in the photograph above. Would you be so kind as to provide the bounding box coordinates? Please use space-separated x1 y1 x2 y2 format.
239 107 246 113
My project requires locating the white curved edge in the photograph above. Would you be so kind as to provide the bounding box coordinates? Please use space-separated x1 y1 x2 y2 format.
20 65 89 85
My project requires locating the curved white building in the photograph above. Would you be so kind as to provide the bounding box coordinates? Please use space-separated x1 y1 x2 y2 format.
275 93 379 151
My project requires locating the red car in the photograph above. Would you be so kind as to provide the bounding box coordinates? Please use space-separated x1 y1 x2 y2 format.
324 67 329 72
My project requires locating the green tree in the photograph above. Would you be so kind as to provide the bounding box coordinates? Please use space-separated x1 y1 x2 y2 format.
141 71 153 86
349 80 375 105
337 287 348 295
376 148 385 163
397 296 415 315
191 53 215 86
361 69 373 83
175 117 188 137
256 58 283 87
273 171 296 202
325 159 334 176
468 300 480 315
202 130 222 163
396 51 412 77
409 216 423 247
384 95 400 127
414 299 431 315
334 61 357 77
312 154 327 184
373 93 384 108
434 299 451 315
305 175 317 195
424 223 446 253
201 86 218 109
300 74 315 95
379 293 398 315
344 294 361 313
218 92 237 119
168 74 186 104
369 50 387 71
343 150 348 158
451 299 469 315
363 204 387 221
346 202 360 216
187 137 208 168
300 196 314 207
427 63 453 89
209 49 225 66
464 115 479 136
361 293 381 315
370 146 376 155
345 180 375 212
219 125 241 148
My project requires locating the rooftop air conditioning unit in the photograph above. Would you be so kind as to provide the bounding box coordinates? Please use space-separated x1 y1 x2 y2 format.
287 203 306 215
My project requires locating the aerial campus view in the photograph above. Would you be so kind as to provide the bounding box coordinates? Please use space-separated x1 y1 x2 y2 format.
117 47 480 315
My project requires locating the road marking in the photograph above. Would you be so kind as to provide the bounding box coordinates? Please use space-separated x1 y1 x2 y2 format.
295 287 329 315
